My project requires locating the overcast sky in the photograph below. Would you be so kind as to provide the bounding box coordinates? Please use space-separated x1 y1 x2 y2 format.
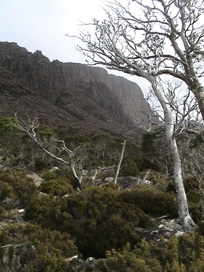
0 0 149 91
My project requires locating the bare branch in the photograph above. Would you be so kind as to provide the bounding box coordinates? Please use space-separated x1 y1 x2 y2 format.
113 140 126 184
15 114 85 190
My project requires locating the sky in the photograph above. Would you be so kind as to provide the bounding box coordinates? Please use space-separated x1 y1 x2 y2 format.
0 0 149 91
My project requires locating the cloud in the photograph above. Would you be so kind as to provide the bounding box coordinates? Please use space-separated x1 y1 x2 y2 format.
0 0 105 61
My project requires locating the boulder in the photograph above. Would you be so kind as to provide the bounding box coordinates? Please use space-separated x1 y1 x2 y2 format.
137 218 184 242
2 198 21 208
27 173 43 187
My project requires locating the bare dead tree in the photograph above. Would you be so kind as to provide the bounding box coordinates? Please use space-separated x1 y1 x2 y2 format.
67 0 204 232
176 106 204 215
15 114 87 190
15 114 128 190
72 0 204 120
151 80 204 215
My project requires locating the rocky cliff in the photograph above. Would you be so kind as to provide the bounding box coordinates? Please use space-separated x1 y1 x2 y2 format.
0 42 157 142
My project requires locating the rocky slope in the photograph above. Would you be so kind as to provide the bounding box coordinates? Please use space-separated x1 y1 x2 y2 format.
0 42 157 142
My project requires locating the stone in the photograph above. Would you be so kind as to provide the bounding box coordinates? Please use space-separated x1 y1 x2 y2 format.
65 255 78 262
49 166 59 172
62 194 70 198
18 209 25 213
85 257 96 269
175 231 185 237
163 231 172 238
105 177 113 182
38 192 48 197
27 173 43 187
117 176 140 189
2 198 21 208
137 217 184 242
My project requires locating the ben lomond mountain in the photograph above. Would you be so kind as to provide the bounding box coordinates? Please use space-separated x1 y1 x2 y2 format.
0 42 156 141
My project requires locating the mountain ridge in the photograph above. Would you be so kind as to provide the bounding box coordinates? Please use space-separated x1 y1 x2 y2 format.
0 42 157 142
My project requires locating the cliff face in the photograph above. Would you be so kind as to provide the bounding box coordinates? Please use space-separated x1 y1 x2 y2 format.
0 42 156 141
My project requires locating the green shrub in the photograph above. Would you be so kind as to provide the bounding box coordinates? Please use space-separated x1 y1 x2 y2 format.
96 233 204 272
91 133 112 143
0 116 19 135
184 176 199 192
0 223 78 272
39 179 74 196
25 185 155 258
42 170 59 181
34 158 48 171
25 196 65 229
120 158 139 177
0 171 38 206
36 125 56 137
139 170 170 191
64 135 88 146
119 187 177 217
0 180 15 201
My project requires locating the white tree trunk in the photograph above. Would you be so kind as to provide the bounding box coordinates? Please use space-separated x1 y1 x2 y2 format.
114 140 126 184
151 79 196 233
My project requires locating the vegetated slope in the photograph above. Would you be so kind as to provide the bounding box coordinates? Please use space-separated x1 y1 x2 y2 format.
0 121 204 271
0 42 158 143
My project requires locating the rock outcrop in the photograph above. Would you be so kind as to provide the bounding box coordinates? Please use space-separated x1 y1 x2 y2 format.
0 42 158 142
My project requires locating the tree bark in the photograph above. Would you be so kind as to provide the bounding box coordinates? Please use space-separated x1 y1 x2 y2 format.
151 79 196 232
114 140 126 184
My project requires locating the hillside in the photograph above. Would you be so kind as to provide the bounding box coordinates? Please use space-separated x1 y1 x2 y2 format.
0 42 158 142
1 42 204 272
0 117 204 271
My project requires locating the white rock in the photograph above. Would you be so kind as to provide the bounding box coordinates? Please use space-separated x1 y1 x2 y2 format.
105 177 113 182
38 192 48 197
49 167 59 172
27 173 43 187
65 255 78 262
86 257 95 263
62 194 70 198
18 209 25 213
175 231 184 237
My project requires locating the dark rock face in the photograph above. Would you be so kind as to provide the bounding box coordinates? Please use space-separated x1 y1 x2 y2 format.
0 42 157 142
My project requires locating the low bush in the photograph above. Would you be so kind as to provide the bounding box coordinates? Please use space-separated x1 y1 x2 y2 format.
0 223 78 272
119 187 178 217
25 185 155 258
34 158 48 171
120 158 139 177
0 171 38 206
96 233 204 272
39 179 74 196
